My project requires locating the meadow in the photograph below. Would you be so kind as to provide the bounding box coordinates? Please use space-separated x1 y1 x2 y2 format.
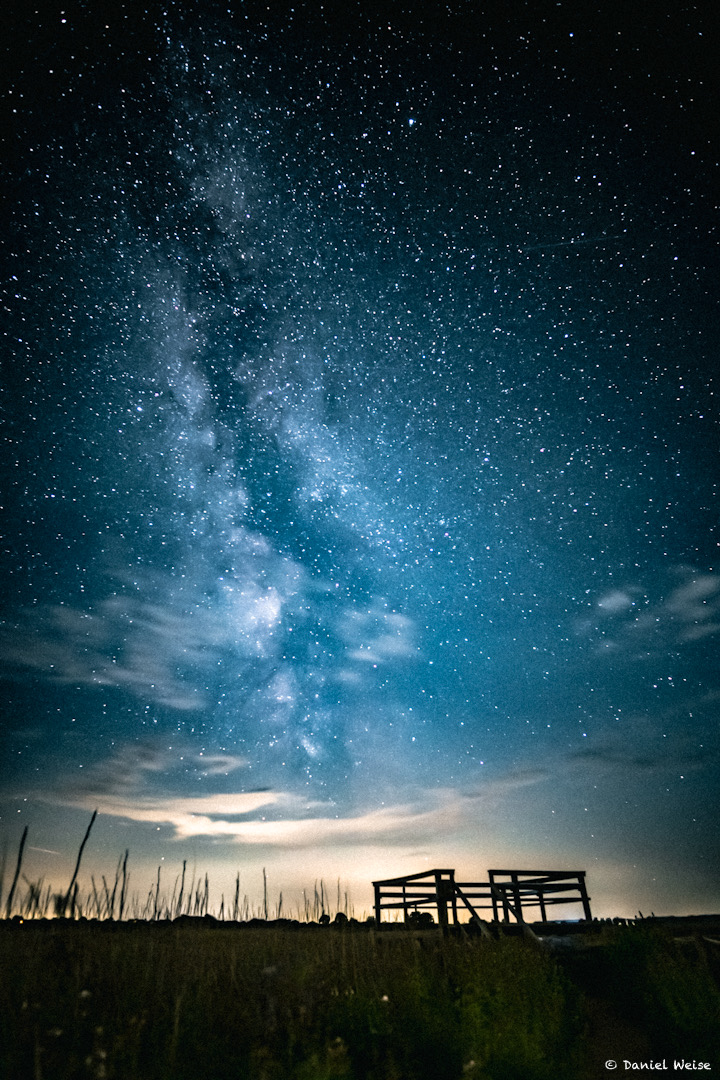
1 916 719 1080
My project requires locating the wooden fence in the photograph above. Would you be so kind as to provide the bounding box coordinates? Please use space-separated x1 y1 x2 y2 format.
372 868 591 927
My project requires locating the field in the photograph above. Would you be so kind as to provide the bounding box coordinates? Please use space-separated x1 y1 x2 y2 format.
1 917 719 1080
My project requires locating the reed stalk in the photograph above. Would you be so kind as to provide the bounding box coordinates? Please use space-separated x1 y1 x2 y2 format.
5 825 28 918
61 809 97 918
119 849 129 920
0 837 7 913
152 865 161 920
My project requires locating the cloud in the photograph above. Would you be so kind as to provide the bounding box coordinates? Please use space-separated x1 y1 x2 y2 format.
584 569 720 656
52 786 462 846
0 570 296 709
338 603 417 666
461 767 550 801
65 743 250 801
596 590 634 614
665 574 720 641
197 753 250 777
568 746 659 772
48 762 552 848
565 719 717 775
65 789 285 838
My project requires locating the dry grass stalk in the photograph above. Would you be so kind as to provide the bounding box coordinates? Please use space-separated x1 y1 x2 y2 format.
5 825 28 918
61 809 97 917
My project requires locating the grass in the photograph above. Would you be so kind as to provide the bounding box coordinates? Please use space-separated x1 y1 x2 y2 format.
1 920 719 1080
563 923 720 1063
0 921 586 1080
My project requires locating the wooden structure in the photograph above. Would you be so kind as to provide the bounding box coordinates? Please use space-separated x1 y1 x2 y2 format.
372 868 591 927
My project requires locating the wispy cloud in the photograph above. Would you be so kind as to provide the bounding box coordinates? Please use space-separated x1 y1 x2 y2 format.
56 787 461 846
584 568 720 655
65 743 249 801
596 589 635 615
565 716 717 775
65 790 286 838
49 759 550 848
665 574 720 641
462 767 550 800
568 746 660 772
337 602 417 667
0 571 418 714
0 572 295 709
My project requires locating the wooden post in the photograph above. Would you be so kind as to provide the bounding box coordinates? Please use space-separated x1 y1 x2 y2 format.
538 890 547 922
434 871 449 930
489 873 500 922
374 882 381 925
512 872 523 923
578 873 592 921
449 870 459 926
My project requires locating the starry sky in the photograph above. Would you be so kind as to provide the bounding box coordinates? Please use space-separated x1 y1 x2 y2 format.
1 0 718 919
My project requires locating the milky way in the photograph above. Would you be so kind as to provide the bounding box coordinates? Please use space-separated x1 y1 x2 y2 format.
1 2 718 914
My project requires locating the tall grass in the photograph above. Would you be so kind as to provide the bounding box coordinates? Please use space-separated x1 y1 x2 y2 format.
577 925 720 1060
4 824 28 918
1 844 351 924
3 920 715 1079
1 816 357 922
0 921 587 1080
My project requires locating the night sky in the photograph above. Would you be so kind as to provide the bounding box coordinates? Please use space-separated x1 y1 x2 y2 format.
1 0 718 918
